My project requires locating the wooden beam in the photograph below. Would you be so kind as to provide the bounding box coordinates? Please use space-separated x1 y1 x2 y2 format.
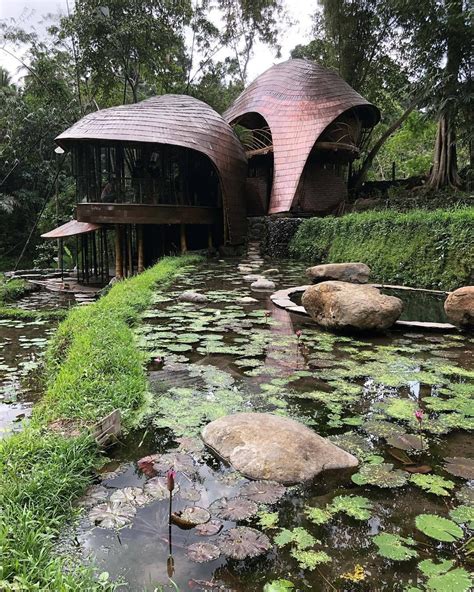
114 225 123 278
180 224 187 254
77 203 221 225
137 225 144 274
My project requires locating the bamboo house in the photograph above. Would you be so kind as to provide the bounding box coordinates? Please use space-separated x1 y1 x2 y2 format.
43 59 380 283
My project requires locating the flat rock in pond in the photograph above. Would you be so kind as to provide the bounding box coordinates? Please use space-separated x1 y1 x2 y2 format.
250 278 275 291
178 290 208 304
238 296 259 304
302 281 402 331
201 413 358 484
243 274 263 282
306 262 371 284
444 286 474 330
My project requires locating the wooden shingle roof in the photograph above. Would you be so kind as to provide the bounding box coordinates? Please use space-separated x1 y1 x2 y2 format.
56 94 247 244
224 59 380 214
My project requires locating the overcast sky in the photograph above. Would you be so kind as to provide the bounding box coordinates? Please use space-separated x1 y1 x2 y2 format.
0 0 316 83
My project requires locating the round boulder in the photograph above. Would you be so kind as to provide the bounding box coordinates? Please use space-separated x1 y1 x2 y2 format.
306 262 371 284
302 281 402 331
444 286 474 330
251 278 275 291
178 290 208 304
201 413 358 485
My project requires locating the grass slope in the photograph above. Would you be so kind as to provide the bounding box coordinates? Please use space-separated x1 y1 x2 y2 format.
0 255 200 590
289 208 474 290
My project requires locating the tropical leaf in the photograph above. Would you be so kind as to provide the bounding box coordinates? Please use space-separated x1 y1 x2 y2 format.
372 533 418 561
410 474 455 496
415 514 464 542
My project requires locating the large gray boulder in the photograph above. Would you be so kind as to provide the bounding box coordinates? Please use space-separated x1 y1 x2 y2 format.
302 281 402 331
444 286 474 330
306 262 371 284
201 413 358 485
178 290 208 304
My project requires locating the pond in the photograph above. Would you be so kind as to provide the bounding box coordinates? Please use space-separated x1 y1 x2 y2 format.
65 260 473 591
0 288 74 437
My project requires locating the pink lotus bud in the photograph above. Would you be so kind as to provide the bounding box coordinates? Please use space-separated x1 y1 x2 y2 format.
167 469 176 492
295 330 302 338
415 409 423 422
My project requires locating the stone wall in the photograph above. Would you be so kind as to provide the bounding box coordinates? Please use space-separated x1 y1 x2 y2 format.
247 216 304 258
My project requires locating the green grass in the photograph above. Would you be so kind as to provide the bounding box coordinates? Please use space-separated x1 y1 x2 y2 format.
0 255 200 591
0 275 31 303
289 208 474 290
0 306 67 320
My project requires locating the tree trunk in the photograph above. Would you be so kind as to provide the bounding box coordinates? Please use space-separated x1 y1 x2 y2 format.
427 113 461 189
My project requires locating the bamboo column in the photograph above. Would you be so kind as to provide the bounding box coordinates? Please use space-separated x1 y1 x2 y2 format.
180 224 187 254
137 225 144 274
115 225 123 278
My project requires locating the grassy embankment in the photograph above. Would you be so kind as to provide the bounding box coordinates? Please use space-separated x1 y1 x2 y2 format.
0 255 200 591
289 208 474 290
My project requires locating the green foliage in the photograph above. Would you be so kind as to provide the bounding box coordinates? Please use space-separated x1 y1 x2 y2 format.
415 514 464 542
410 474 455 496
263 580 295 592
418 559 472 592
0 256 199 590
0 276 29 303
274 527 317 550
372 533 418 561
351 463 409 488
257 511 280 530
449 506 474 529
306 495 373 525
290 549 331 571
289 208 474 290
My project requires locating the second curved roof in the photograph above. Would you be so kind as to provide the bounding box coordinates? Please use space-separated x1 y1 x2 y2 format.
224 59 380 214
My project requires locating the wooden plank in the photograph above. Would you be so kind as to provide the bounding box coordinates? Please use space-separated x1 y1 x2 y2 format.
77 203 221 225
92 409 122 447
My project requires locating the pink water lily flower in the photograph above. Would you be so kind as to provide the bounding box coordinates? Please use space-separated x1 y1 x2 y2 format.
415 409 424 422
167 469 176 492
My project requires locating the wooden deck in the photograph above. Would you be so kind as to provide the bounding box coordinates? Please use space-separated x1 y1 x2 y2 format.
76 203 221 225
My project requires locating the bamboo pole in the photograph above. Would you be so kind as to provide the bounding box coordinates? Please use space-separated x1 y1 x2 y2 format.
137 225 144 273
115 225 123 278
180 224 187 254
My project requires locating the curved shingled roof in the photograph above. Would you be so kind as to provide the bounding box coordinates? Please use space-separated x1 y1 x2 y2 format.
224 59 380 214
56 94 247 244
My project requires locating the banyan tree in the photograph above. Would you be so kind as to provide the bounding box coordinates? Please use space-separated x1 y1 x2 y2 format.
224 59 380 216
44 95 247 279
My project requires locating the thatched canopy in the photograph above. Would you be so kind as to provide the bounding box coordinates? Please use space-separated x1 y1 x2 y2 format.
56 94 247 244
224 59 380 214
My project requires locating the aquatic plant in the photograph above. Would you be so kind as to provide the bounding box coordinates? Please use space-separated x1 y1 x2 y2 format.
372 533 418 561
89 501 136 529
263 580 295 592
415 559 473 592
415 514 464 542
449 505 474 529
443 457 474 479
218 527 271 560
186 542 220 563
257 511 280 530
305 495 373 525
290 549 331 570
351 463 409 488
210 496 258 521
274 527 318 550
409 474 455 496
239 480 286 504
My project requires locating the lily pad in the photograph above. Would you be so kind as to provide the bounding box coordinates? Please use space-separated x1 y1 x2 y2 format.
110 487 150 507
153 452 196 475
410 474 455 496
290 549 331 570
239 481 286 504
218 526 271 560
77 485 109 508
144 476 179 500
449 505 474 529
137 454 161 477
210 496 258 521
89 501 136 529
174 506 210 527
415 514 464 542
274 527 318 550
455 485 474 505
386 433 427 451
372 533 418 561
443 457 474 480
180 488 202 502
186 542 221 563
195 519 224 536
352 463 409 488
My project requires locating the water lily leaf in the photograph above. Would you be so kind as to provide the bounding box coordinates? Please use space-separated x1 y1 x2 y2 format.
404 464 432 474
77 485 109 508
179 488 202 502
372 533 418 561
110 487 149 507
449 505 474 529
144 476 179 500
418 558 454 576
89 501 136 529
218 526 271 560
426 567 472 592
257 511 279 530
137 454 161 477
329 495 373 520
195 519 223 536
263 580 295 592
210 496 258 521
410 474 455 496
186 542 221 563
443 457 474 480
152 452 196 475
387 446 414 465
172 506 210 529
415 514 464 542
176 436 205 454
305 506 333 525
351 463 409 488
274 527 317 550
455 485 474 505
290 549 331 570
386 433 427 451
239 480 286 504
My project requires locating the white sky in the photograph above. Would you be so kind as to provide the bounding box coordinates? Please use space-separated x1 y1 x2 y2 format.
0 0 317 84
